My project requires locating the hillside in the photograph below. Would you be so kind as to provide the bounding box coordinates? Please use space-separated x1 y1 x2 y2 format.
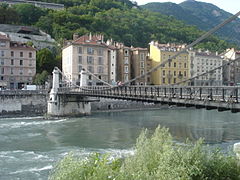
0 0 235 52
141 0 240 46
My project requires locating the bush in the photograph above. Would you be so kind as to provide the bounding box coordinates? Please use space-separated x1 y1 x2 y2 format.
49 126 240 180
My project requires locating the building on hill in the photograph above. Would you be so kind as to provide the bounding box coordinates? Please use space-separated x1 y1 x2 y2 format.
149 41 189 85
223 48 240 85
62 33 109 86
1 0 64 10
0 24 55 50
0 33 36 89
189 50 223 86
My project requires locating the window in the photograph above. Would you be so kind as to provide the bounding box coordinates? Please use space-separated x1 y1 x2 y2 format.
174 78 176 83
87 56 94 64
98 57 103 65
29 52 32 58
174 71 176 76
1 67 4 74
78 47 82 54
28 69 32 75
140 53 145 61
98 48 103 56
20 60 23 66
168 62 171 67
124 74 129 81
97 66 104 73
0 41 6 47
140 62 144 68
162 78 165 84
140 70 144 75
78 56 82 64
184 63 187 68
124 50 128 56
163 70 165 76
78 65 82 72
11 51 14 57
29 60 32 66
184 71 187 77
0 59 4 65
20 52 23 57
124 65 129 73
11 59 14 65
174 62 176 67
0 76 3 80
87 47 94 55
1 51 4 57
87 66 94 73
19 68 23 75
124 57 128 64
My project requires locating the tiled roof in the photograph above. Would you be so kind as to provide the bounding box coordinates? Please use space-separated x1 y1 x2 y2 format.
10 42 36 51
72 34 107 47
0 34 10 40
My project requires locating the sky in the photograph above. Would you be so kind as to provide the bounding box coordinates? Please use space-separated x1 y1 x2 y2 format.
135 0 240 14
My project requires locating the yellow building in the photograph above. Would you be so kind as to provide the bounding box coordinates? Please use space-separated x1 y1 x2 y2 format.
149 41 189 85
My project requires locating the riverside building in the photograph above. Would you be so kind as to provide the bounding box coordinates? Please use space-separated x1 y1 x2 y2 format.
149 41 189 85
0 33 36 89
189 50 223 86
62 33 109 86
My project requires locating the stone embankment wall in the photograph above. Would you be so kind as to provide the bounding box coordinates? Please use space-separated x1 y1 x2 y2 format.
0 92 163 117
91 98 162 112
0 91 48 116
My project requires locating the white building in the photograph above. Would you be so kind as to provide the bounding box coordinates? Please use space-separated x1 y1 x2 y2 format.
189 51 223 86
62 34 109 86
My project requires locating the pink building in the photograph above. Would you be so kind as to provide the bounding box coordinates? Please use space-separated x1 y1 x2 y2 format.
0 33 36 89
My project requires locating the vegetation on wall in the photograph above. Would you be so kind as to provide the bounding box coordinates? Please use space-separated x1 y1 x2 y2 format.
49 126 240 180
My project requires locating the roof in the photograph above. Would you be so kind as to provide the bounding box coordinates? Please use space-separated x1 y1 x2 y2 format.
10 42 36 51
196 52 221 58
0 24 41 35
0 34 10 40
72 34 107 47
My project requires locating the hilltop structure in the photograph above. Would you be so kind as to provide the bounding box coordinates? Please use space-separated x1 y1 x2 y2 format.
0 24 55 50
1 0 64 10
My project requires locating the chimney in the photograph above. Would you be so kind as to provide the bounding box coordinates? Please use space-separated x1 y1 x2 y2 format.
89 32 92 40
73 33 79 40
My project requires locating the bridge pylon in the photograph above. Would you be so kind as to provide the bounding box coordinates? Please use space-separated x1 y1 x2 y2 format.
47 67 93 117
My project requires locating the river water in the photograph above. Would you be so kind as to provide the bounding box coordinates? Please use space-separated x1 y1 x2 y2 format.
0 108 240 180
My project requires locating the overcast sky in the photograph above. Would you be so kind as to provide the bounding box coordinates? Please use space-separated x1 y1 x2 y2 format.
135 0 239 14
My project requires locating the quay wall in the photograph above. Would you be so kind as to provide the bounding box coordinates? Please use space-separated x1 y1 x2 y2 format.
0 92 162 116
91 98 163 112
0 91 48 116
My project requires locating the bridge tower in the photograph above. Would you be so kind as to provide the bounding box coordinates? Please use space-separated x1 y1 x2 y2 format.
47 67 92 117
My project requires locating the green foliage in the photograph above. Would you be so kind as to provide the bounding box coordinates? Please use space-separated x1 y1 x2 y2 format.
13 4 47 25
0 3 19 24
33 70 49 85
49 126 240 180
36 48 59 73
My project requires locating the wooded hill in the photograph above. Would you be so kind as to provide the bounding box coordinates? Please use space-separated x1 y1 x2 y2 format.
0 0 237 52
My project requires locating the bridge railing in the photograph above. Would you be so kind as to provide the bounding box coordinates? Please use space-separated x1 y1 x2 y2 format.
60 86 240 103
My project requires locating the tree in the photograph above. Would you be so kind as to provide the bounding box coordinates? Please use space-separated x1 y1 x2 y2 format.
0 3 19 24
13 4 47 25
36 48 56 73
33 70 49 85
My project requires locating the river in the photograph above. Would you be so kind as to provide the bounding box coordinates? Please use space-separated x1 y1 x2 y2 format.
0 108 239 179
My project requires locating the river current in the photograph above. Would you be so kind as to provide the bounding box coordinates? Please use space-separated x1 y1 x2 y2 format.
0 108 240 179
